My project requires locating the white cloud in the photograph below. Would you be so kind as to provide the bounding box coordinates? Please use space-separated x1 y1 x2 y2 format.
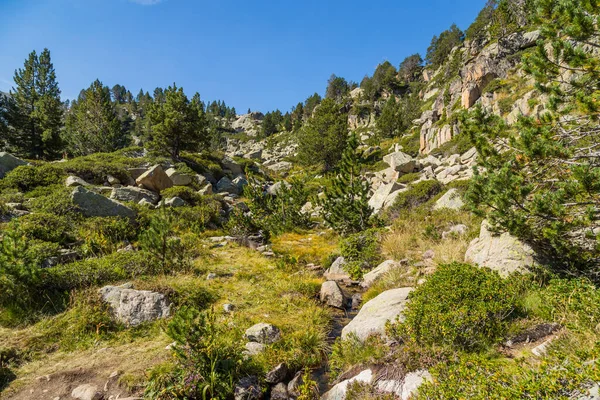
128 0 164 5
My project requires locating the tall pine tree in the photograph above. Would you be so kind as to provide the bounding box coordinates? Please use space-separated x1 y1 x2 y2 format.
318 133 373 235
6 49 63 159
64 79 127 156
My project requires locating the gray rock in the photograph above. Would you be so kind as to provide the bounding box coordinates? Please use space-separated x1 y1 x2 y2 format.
324 257 351 282
320 281 348 309
207 272 217 280
397 370 432 400
138 198 155 208
127 167 148 180
265 363 289 384
245 323 281 344
383 151 415 173
233 176 249 193
244 342 266 356
579 383 600 400
222 156 244 175
267 181 291 196
287 371 304 399
217 176 239 194
136 165 173 193
270 382 289 400
223 303 235 313
107 174 120 185
65 175 90 188
98 284 170 326
235 376 262 400
266 161 292 173
434 188 465 210
442 224 468 239
165 168 193 186
164 196 186 207
198 184 213 196
465 220 538 276
341 287 413 341
111 187 159 204
71 187 136 219
361 260 405 289
321 369 373 400
0 152 28 178
71 384 102 400
368 182 405 215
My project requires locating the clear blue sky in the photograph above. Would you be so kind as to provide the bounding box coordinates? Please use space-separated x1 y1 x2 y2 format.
0 0 484 113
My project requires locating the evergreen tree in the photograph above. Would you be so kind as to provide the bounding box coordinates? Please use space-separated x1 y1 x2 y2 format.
5 49 63 159
463 0 600 273
317 133 373 235
303 93 322 119
64 79 126 155
377 96 399 138
291 102 304 131
298 98 348 171
398 54 424 83
426 24 464 67
147 84 208 159
325 74 350 102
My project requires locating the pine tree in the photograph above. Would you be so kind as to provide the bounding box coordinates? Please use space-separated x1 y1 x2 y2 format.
147 84 208 159
377 96 399 138
463 0 600 273
64 79 126 155
5 49 63 159
298 98 348 171
317 133 373 235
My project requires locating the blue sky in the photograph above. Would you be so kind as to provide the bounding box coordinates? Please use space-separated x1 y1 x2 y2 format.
0 0 484 113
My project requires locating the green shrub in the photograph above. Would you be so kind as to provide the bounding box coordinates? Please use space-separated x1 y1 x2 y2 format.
161 186 202 206
434 132 473 157
59 150 144 184
14 212 74 244
169 201 223 234
387 180 443 218
78 216 137 256
27 185 80 216
397 172 421 184
340 229 382 279
388 263 520 351
329 334 388 380
1 164 65 192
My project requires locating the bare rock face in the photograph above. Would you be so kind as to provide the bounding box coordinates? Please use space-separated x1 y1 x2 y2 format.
136 165 173 193
383 151 416 173
341 287 413 342
465 220 538 276
71 186 136 219
0 152 28 178
98 284 171 326
368 182 406 215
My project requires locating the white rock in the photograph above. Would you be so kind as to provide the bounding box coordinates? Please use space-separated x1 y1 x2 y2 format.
434 188 465 210
361 260 404 289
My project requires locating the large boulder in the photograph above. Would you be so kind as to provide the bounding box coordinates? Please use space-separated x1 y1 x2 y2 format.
217 176 239 194
98 284 171 326
433 188 465 210
341 287 413 341
368 182 405 215
166 168 193 186
136 165 173 193
465 220 538 276
111 186 160 204
222 156 244 175
0 152 28 178
234 376 262 400
361 260 405 289
233 176 249 193
320 281 348 309
383 151 415 173
71 384 102 400
71 187 136 219
65 175 90 188
324 257 351 282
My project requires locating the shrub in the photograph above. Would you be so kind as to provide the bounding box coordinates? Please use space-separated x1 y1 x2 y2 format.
27 185 80 216
340 229 382 279
386 180 443 218
329 334 388 380
161 186 202 206
169 201 223 233
388 263 520 351
145 308 246 399
14 212 75 245
0 164 65 192
79 216 137 256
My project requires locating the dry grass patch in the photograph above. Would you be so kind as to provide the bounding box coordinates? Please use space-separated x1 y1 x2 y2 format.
271 230 338 265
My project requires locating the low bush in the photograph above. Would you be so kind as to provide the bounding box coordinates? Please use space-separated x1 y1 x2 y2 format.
161 186 202 206
386 180 443 219
340 229 382 279
79 216 137 256
27 185 80 216
329 334 388 380
14 212 75 245
388 263 521 351
0 164 65 192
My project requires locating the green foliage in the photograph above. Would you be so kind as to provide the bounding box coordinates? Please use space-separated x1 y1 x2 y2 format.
361 61 402 101
64 79 128 156
298 98 348 170
14 212 74 244
147 84 208 159
388 263 520 351
28 185 80 216
139 207 191 274
4 48 63 159
398 54 424 83
325 74 351 102
386 180 443 218
426 24 464 68
0 164 64 192
261 110 283 137
244 178 311 235
377 94 422 138
317 133 373 236
329 334 388 380
78 216 136 256
340 229 382 279
161 186 202 206
145 308 245 400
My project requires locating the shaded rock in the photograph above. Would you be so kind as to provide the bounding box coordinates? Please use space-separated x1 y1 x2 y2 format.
465 220 538 276
433 188 464 210
223 303 235 313
138 198 155 208
505 323 561 347
166 168 193 186
267 181 291 196
99 284 170 326
127 167 148 180
287 371 304 399
71 384 102 400
0 152 28 178
265 363 289 384
65 175 90 188
233 176 249 193
136 165 173 193
235 376 262 400
324 257 351 282
320 281 348 309
164 196 186 207
217 176 239 194
111 187 159 204
270 382 289 400
71 187 136 219
361 260 405 289
341 287 413 341
266 161 292 173
245 323 281 344
222 156 244 175
383 151 415 173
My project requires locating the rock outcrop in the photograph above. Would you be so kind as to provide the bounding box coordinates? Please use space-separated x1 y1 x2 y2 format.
71 186 136 219
0 152 28 178
136 165 173 193
111 186 160 204
99 284 171 326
